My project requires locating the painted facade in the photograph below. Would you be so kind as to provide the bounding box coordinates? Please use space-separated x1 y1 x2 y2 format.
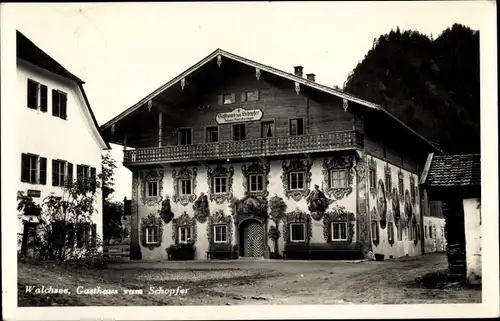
101 49 440 261
463 198 481 285
16 31 109 252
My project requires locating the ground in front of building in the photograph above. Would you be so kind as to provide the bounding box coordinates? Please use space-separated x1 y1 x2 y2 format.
18 253 480 306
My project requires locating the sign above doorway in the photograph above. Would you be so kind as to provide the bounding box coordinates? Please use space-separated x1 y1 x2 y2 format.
216 108 263 124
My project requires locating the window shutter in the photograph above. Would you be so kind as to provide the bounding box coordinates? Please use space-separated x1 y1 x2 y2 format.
91 224 97 246
21 154 29 182
298 118 304 135
76 223 84 248
27 80 37 109
52 159 58 186
76 165 82 179
217 94 223 105
240 92 246 102
40 85 48 112
52 90 58 116
67 163 73 186
61 95 67 120
90 167 96 178
230 93 236 103
39 157 47 185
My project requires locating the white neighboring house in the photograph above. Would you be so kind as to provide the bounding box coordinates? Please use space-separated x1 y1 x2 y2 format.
16 30 110 254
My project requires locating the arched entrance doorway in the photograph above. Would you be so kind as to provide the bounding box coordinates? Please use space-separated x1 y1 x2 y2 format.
239 219 265 257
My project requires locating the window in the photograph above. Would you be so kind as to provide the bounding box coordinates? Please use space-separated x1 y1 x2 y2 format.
369 169 376 188
147 181 159 197
397 223 403 241
425 225 428 238
27 79 48 112
52 159 68 186
52 90 67 119
223 93 234 105
330 169 348 188
385 173 392 191
245 90 259 102
76 223 86 248
261 121 275 138
331 222 348 241
249 174 264 192
289 172 305 190
289 118 304 136
212 177 227 194
371 221 379 242
179 179 192 195
77 165 90 179
388 223 394 242
146 226 159 244
410 182 416 202
206 126 219 143
179 226 192 243
21 153 46 184
214 225 228 243
233 124 246 141
290 223 306 242
398 178 404 195
178 128 192 145
429 226 433 239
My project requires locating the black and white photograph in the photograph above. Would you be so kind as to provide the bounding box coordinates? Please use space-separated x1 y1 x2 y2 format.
1 1 498 320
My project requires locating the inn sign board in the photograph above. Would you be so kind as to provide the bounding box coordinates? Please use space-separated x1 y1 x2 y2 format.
216 108 263 124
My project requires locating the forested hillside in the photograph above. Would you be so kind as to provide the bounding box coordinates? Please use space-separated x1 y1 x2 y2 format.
344 24 480 154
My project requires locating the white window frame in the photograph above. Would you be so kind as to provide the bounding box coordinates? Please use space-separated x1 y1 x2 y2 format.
329 169 348 188
213 225 228 243
371 221 379 242
223 93 233 105
27 79 41 109
289 223 306 242
179 179 192 196
25 154 39 184
331 222 348 241
146 181 159 197
249 174 264 192
213 177 227 194
179 226 192 244
145 226 159 244
397 223 403 241
289 171 305 190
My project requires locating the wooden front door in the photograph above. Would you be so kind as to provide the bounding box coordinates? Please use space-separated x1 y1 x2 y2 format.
241 220 264 257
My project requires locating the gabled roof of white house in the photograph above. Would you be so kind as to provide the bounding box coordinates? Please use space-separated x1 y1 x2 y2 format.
100 48 439 152
17 30 111 149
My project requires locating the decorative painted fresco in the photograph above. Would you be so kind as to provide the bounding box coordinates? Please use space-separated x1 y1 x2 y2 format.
398 169 404 204
172 211 198 244
241 160 271 198
322 205 355 243
206 164 234 204
159 196 174 224
193 193 210 223
368 156 377 198
377 179 387 229
206 209 233 245
283 209 312 243
355 156 371 255
172 166 198 206
140 213 164 250
140 169 164 206
307 184 334 221
281 159 313 201
384 163 392 200
321 156 355 200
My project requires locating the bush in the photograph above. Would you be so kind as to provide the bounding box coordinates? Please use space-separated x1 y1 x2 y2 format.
166 242 196 260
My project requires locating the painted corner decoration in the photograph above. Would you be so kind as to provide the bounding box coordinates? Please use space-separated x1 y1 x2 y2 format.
384 163 392 200
281 159 313 202
241 160 271 199
410 174 416 205
398 169 404 203
140 213 163 250
159 196 174 224
322 156 355 200
206 164 234 204
283 209 312 243
140 169 164 206
307 184 334 221
269 194 287 224
172 211 198 244
323 205 355 243
368 156 377 198
377 179 387 229
230 195 268 226
392 188 401 224
404 189 413 220
207 210 233 245
193 193 210 223
172 166 197 206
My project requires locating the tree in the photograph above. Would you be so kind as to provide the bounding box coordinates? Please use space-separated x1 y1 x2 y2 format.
17 173 102 263
100 152 129 245
344 24 479 154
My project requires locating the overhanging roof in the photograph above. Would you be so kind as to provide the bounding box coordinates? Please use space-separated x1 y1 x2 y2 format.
100 48 439 152
420 153 481 187
17 30 111 149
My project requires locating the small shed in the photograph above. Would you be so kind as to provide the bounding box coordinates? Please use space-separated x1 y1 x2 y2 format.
420 153 481 284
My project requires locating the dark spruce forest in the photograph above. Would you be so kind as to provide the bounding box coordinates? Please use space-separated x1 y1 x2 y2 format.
343 23 480 154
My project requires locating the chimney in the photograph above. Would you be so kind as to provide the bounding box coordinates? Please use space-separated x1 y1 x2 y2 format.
293 66 303 77
306 73 316 82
